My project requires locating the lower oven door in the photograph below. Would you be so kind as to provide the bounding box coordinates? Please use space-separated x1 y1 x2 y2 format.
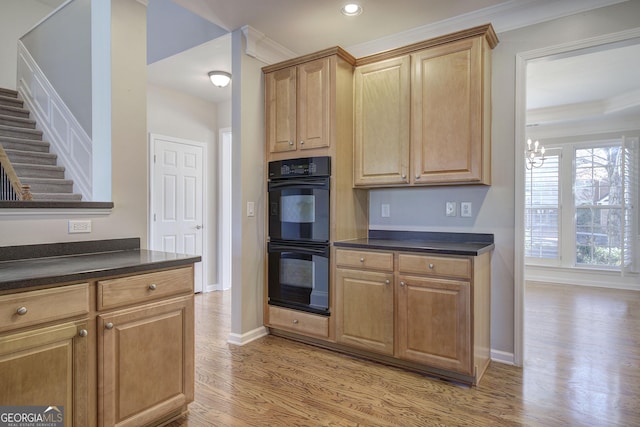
268 241 330 315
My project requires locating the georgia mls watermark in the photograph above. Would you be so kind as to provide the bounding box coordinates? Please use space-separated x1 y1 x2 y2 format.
0 406 64 427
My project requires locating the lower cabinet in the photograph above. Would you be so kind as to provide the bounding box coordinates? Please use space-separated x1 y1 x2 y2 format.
335 267 394 356
396 275 471 374
0 265 196 427
334 248 491 384
0 320 89 427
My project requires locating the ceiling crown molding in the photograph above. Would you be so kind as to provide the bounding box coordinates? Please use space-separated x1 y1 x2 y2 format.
346 0 628 57
241 25 297 65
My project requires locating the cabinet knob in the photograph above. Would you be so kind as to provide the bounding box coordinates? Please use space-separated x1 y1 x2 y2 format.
415 175 421 180
16 306 28 315
292 319 299 324
148 283 157 291
79 329 88 337
428 263 434 269
360 257 365 263
385 279 390 285
400 281 406 287
401 174 407 180
299 140 304 145
288 141 294 146
105 322 114 330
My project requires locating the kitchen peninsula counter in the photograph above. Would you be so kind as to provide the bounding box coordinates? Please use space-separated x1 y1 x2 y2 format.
0 238 201 293
334 230 494 256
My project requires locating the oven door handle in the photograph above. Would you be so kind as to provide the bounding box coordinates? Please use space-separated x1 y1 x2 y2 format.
268 178 329 190
268 242 329 256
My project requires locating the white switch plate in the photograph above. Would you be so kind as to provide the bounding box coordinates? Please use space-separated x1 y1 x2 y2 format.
461 202 472 217
247 201 255 217
68 219 91 233
445 202 457 217
381 203 390 218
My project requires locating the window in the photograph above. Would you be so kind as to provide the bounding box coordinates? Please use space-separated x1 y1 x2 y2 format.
525 137 638 273
525 153 560 260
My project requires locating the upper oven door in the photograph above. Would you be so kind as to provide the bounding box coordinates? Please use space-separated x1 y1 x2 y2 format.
268 176 330 243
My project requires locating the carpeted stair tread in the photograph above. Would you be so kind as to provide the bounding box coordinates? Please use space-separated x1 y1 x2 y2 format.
11 163 66 179
30 192 83 201
3 148 57 165
0 137 51 152
0 114 36 129
0 124 43 140
0 94 23 108
0 104 30 119
0 88 18 98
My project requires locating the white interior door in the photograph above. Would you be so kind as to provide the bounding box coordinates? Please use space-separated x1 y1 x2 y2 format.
150 134 206 293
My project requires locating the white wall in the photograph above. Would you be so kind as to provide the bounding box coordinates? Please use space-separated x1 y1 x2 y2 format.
0 0 62 89
147 83 221 288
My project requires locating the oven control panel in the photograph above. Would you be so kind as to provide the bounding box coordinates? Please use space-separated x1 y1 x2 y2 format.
269 156 331 179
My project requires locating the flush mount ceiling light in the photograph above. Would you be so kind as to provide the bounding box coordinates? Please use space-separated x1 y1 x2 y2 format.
208 71 231 88
341 3 362 16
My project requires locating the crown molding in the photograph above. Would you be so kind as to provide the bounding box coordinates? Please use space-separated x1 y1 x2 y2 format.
346 0 628 57
241 25 297 65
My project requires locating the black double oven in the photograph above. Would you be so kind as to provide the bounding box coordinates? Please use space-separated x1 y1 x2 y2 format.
267 157 330 316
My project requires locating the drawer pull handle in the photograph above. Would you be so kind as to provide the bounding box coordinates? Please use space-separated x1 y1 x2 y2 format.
428 263 434 269
292 319 299 324
16 306 28 316
105 322 114 330
79 329 88 337
360 257 365 263
148 283 157 291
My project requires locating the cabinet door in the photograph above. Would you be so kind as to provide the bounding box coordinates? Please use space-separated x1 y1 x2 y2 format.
98 295 194 427
265 67 297 155
354 56 410 186
297 57 331 151
396 275 472 375
0 321 89 427
335 268 394 355
411 37 483 184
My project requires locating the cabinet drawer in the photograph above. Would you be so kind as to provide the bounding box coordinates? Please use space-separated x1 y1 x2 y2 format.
268 306 329 339
97 267 193 310
0 283 89 333
398 253 471 279
335 249 393 272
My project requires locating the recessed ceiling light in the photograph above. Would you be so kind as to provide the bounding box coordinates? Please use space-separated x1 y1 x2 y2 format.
341 3 362 16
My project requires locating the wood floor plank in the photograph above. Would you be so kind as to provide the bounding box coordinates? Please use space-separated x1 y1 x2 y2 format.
166 283 640 426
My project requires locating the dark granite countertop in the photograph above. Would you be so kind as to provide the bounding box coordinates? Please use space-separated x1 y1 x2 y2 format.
334 230 494 256
0 238 201 293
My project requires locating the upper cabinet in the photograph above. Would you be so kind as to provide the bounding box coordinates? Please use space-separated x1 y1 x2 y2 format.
354 24 498 187
264 47 356 162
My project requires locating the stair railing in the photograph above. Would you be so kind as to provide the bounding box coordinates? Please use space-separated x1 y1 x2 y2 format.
0 145 32 201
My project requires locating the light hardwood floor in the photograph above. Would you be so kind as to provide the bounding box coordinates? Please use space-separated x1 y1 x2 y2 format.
167 283 639 426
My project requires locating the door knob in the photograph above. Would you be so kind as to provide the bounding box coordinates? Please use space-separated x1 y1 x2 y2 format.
195 225 202 230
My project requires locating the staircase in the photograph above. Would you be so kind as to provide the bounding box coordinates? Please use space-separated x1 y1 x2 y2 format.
0 87 82 201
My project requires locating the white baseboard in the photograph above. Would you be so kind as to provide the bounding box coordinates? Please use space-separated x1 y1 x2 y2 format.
491 349 516 366
204 283 229 293
227 326 269 346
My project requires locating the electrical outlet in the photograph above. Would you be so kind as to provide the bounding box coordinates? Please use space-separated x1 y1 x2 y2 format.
68 219 92 233
461 202 472 217
445 202 457 217
381 204 390 218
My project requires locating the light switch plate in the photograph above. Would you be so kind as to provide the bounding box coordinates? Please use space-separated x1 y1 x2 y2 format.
247 201 255 217
445 202 457 217
461 202 472 217
381 204 390 218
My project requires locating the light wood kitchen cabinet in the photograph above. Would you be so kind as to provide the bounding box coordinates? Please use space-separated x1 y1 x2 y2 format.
264 47 356 162
354 56 410 186
97 268 194 427
0 283 90 427
332 247 491 384
354 24 497 187
335 249 394 355
267 305 329 339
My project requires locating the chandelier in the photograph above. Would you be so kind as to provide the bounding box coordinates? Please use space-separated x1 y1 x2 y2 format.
525 138 545 169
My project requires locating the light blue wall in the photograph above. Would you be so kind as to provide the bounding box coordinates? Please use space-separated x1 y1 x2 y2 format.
147 0 227 65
